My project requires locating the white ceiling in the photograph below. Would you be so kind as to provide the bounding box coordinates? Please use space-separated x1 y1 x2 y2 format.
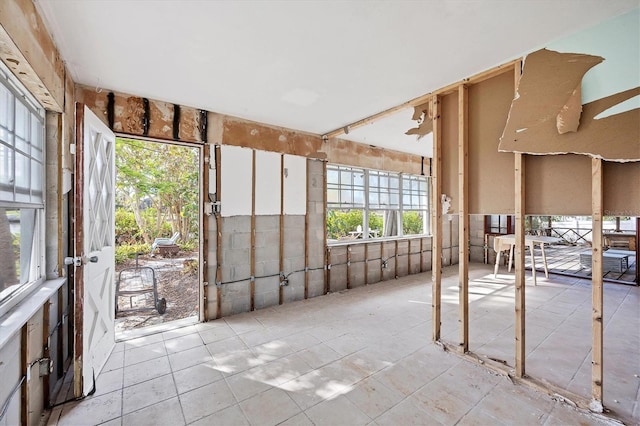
36 0 638 157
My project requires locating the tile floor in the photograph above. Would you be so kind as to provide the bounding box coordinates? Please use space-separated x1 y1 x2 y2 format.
47 264 638 425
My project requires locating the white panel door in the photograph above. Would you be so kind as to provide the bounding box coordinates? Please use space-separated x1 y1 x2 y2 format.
73 105 116 397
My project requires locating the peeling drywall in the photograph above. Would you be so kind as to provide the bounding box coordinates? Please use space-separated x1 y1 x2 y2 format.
499 48 639 162
405 101 433 138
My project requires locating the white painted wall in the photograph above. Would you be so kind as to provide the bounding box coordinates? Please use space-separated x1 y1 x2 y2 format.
220 145 252 217
255 150 281 215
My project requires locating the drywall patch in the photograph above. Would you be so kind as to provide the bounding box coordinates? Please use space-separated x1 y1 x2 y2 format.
499 49 640 162
405 101 433 138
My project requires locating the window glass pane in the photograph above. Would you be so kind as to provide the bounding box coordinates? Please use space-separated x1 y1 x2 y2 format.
0 85 12 132
353 189 364 206
327 188 340 204
340 189 352 204
14 102 29 141
369 174 378 187
353 172 364 187
390 176 399 189
403 211 425 235
340 171 351 185
0 208 39 303
15 152 29 190
0 144 13 188
369 192 379 206
327 169 339 184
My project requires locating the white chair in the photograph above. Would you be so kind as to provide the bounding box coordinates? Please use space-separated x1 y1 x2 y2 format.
151 232 180 253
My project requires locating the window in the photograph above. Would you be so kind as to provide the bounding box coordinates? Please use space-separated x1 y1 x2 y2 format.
327 164 430 241
0 61 45 311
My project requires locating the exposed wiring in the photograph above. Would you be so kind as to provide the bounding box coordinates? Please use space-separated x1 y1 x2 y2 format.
0 376 25 422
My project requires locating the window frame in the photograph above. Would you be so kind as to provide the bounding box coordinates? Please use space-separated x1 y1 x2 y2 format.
326 164 430 243
0 60 46 317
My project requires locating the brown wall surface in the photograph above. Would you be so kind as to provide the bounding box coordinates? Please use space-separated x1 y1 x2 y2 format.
468 71 516 214
441 92 459 212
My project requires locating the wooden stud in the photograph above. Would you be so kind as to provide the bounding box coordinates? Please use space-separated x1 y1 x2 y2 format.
420 238 425 273
73 104 85 398
394 240 399 278
250 150 256 311
591 157 604 410
279 154 285 305
43 301 51 407
323 161 328 294
215 145 222 319
346 246 352 289
57 114 64 276
326 247 331 294
458 84 469 353
21 325 28 426
202 143 210 321
364 243 369 285
380 241 385 279
432 95 442 342
636 217 639 284
514 61 527 378
407 240 411 274
304 159 310 299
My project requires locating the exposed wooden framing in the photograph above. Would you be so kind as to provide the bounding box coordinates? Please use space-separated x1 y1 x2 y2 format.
250 150 256 311
380 241 385 279
304 159 310 299
57 114 64 276
591 158 604 411
420 238 424 273
346 246 352 289
325 247 331 294
202 144 210 321
514 61 527 378
323 161 328 294
364 243 369 285
21 324 28 426
431 95 442 341
458 84 469 353
279 154 285 305
407 240 411 274
42 301 51 407
73 104 85 397
394 240 399 278
214 145 222 319
323 59 520 138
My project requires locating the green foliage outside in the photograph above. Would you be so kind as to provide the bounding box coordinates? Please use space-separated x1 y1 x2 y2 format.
115 138 199 263
402 211 424 235
327 210 425 239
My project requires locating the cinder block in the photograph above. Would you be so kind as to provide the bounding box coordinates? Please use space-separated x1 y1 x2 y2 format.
255 246 279 263
255 215 280 231
223 248 250 266
329 264 347 292
231 232 251 249
255 260 280 278
222 216 251 233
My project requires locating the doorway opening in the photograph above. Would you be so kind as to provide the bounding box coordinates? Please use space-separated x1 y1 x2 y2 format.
114 137 201 336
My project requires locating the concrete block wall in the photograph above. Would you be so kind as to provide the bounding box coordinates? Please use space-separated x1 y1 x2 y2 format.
348 244 366 288
470 214 486 263
306 160 326 298
207 158 327 318
282 215 306 303
254 215 280 310
366 243 382 284
220 216 251 316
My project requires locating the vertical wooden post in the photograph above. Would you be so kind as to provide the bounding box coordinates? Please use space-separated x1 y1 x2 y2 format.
407 240 411 274
279 154 285 305
394 239 399 278
458 84 469 353
380 241 385 279
513 61 526 378
432 95 442 341
591 157 604 411
420 238 424 273
346 246 352 289
325 247 331 294
323 161 328 294
304 159 310 299
250 150 256 311
21 325 28 426
364 243 369 285
202 143 210 321
43 301 51 407
214 145 222 319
